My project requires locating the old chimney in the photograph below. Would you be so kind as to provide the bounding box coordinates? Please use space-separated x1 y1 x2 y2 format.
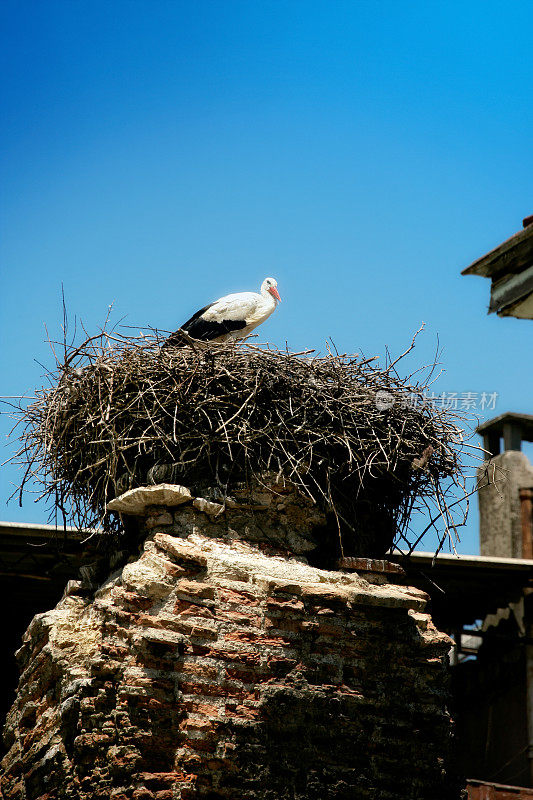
477 413 533 558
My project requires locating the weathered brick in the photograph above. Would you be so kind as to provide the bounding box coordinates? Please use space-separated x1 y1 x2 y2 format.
203 648 261 667
182 700 221 717
227 703 260 720
178 681 254 701
153 534 207 569
215 608 261 626
173 601 215 619
170 621 218 640
136 772 178 788
266 596 305 612
219 587 261 607
119 592 154 611
265 616 303 634
179 661 219 681
224 664 262 682
224 630 292 647
176 580 216 600
267 580 303 595
179 717 213 732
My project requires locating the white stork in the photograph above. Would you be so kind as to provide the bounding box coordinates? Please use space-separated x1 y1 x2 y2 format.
164 277 281 346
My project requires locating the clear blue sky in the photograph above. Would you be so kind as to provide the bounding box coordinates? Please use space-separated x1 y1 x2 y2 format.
1 1 532 553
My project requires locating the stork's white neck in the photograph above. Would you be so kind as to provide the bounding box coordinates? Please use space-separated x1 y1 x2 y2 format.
260 282 279 307
258 290 276 317
260 285 273 300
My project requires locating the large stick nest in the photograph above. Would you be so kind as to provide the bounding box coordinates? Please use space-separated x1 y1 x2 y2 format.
11 330 471 556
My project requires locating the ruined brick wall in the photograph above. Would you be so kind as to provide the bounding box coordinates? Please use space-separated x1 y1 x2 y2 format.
1 510 461 800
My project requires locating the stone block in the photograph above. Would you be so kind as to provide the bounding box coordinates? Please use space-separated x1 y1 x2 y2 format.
107 484 192 515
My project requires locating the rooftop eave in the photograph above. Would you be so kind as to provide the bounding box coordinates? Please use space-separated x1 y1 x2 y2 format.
462 223 533 279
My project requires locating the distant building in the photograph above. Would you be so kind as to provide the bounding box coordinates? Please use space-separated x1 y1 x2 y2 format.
451 218 533 798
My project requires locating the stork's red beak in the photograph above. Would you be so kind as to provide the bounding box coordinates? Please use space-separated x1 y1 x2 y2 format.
269 286 281 302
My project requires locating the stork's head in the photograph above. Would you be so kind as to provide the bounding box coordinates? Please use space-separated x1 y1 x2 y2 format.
262 277 281 302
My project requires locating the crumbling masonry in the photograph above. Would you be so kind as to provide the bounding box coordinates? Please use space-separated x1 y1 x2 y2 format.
1 491 461 800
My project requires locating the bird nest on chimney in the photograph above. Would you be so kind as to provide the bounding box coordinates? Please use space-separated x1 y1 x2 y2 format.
10 328 476 557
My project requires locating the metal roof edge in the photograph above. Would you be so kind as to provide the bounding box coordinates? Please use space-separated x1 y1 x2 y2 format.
0 520 88 537
403 551 533 570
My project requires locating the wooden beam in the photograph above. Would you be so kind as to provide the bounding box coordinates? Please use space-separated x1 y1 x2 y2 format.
462 224 533 279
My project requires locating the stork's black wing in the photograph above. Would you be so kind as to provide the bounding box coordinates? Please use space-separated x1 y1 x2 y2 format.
162 303 247 347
